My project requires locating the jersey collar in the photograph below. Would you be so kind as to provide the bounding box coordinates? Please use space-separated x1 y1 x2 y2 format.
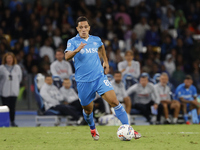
76 34 90 41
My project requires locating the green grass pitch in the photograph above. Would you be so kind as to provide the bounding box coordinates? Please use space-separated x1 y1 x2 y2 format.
0 125 199 150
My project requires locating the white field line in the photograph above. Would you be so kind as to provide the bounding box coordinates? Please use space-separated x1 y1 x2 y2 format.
143 132 199 135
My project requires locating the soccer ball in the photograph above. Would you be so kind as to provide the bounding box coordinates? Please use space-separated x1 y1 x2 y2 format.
117 125 134 141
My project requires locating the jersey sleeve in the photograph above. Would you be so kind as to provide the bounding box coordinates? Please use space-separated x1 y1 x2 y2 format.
97 37 103 48
64 39 76 53
192 86 197 97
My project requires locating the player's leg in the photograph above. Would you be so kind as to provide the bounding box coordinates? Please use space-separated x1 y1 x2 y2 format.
189 101 200 123
156 103 163 124
76 81 99 140
82 101 95 129
82 102 100 140
181 102 189 123
123 96 131 114
134 103 151 122
161 101 169 119
101 90 129 125
170 100 180 124
97 75 141 139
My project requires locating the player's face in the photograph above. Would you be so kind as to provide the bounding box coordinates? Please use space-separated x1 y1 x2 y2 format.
6 55 14 66
56 51 64 61
45 77 53 85
140 77 148 87
63 80 71 89
114 73 122 83
184 79 193 88
76 21 90 39
160 75 168 86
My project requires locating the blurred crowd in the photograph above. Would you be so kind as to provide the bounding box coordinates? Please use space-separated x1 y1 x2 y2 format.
1 0 200 91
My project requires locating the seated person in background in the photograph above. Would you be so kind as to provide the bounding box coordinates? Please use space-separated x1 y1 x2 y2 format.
174 75 200 124
155 73 180 124
60 78 82 115
40 74 83 124
50 49 73 79
110 71 131 116
118 50 140 79
127 73 162 124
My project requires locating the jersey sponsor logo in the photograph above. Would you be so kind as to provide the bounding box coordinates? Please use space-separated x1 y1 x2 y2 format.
67 43 71 48
85 48 98 53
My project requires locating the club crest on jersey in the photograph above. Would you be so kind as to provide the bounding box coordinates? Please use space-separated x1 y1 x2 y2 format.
93 42 97 46
67 43 71 48
80 49 85 54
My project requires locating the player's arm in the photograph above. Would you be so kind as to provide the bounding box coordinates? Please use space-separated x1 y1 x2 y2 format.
179 97 192 103
98 45 109 74
65 42 86 60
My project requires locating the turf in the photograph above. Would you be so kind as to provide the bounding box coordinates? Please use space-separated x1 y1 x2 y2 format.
0 125 199 150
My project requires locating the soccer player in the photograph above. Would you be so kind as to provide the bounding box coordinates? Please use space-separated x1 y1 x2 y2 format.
64 16 141 140
174 75 200 124
154 73 180 124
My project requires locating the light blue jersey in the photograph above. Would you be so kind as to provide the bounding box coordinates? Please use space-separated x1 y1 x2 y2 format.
64 34 104 82
174 83 197 101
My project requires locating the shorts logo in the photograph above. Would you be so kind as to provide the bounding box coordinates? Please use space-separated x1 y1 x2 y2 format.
104 80 112 86
67 43 71 48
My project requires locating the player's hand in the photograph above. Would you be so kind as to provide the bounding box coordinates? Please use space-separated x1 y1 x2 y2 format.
76 42 87 52
103 62 109 74
121 69 126 72
154 104 158 110
191 100 199 106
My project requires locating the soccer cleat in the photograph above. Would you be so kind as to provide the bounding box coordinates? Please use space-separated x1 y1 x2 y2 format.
90 129 99 141
133 130 141 139
186 121 191 125
164 118 171 124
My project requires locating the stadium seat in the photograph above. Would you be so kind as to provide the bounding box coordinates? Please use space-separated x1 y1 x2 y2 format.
122 74 138 90
52 75 63 89
153 73 161 84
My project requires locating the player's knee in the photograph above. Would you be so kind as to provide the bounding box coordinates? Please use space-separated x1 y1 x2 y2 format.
162 103 167 108
109 99 119 107
124 97 131 104
176 102 180 108
83 108 93 114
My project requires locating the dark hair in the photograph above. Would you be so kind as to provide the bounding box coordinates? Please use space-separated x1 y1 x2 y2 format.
114 70 122 75
63 78 70 81
185 75 192 80
45 74 52 78
76 16 90 27
56 48 64 53
125 50 133 56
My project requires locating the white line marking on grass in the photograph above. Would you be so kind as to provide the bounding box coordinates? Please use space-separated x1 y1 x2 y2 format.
179 132 199 134
46 132 72 134
143 132 199 135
